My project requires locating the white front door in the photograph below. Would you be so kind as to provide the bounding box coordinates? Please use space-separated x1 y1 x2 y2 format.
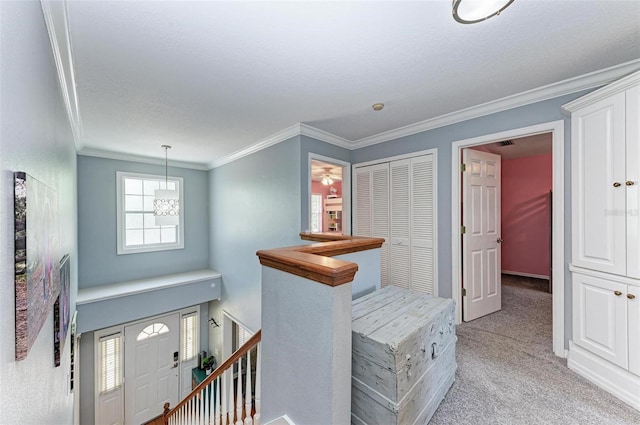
462 149 502 321
124 313 180 425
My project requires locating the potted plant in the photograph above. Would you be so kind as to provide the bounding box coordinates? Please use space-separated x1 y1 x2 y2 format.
203 356 216 375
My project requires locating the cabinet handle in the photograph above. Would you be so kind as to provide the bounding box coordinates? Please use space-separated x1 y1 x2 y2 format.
613 182 622 187
626 181 635 186
628 294 636 300
614 290 622 296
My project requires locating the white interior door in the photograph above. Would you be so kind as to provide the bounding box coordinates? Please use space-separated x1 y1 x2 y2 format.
462 149 502 321
125 313 180 425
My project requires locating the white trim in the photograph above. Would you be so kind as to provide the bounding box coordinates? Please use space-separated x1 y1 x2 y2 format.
77 269 221 305
502 271 550 280
207 62 640 170
299 123 352 149
116 171 185 255
78 148 209 170
41 1 84 150
308 153 352 235
352 60 640 149
352 148 439 169
568 342 640 411
563 70 640 113
451 120 565 358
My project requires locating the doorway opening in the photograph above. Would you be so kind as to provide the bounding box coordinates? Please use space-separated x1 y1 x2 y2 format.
308 154 351 234
451 120 565 357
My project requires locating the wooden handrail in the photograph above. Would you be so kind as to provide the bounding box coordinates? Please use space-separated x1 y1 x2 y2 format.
257 233 384 286
164 330 262 422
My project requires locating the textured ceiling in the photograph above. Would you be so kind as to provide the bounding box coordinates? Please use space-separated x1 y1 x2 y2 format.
59 1 640 166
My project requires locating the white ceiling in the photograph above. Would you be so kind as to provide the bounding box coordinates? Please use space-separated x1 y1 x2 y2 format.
49 1 640 168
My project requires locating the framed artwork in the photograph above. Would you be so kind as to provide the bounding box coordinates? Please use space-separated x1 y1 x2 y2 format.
54 254 70 366
14 172 60 361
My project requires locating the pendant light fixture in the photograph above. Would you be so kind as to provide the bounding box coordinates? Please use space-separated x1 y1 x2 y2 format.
153 145 180 225
452 0 515 24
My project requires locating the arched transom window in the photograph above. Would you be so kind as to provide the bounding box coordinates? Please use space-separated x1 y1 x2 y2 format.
136 322 169 341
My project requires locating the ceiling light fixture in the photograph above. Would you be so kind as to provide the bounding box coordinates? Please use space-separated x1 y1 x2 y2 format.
452 0 514 24
372 103 384 111
153 145 180 225
321 167 334 186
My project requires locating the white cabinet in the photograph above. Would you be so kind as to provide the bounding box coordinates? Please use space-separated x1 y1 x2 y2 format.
569 84 640 279
565 71 640 410
354 153 436 294
572 272 630 370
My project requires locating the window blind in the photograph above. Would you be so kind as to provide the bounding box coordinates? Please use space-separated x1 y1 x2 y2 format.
99 333 121 394
181 312 198 361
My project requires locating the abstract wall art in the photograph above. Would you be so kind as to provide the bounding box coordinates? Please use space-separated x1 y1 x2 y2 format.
14 172 60 361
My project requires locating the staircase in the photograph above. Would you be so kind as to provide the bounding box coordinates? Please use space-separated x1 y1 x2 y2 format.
161 330 262 425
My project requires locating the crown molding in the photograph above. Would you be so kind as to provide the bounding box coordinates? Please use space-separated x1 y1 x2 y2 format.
208 124 304 169
78 148 209 170
350 59 640 149
41 0 84 151
298 123 353 148
562 69 640 113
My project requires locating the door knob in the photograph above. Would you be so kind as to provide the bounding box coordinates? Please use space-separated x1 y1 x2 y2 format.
497 238 504 244
626 181 635 186
613 182 621 187
614 290 622 296
628 294 636 300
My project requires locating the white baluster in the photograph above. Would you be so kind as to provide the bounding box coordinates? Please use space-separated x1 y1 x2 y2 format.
253 343 261 425
222 369 230 425
244 348 253 425
236 355 244 425
228 366 235 425
215 377 222 425
198 387 207 425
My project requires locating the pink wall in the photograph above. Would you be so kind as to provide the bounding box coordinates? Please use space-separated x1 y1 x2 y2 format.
311 181 342 200
501 154 552 278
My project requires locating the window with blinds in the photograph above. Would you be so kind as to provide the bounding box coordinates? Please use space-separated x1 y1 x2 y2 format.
181 312 198 361
99 333 122 394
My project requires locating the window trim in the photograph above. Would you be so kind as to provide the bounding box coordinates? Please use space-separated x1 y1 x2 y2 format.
116 171 185 255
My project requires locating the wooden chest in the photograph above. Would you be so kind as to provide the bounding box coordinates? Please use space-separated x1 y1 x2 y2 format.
351 286 456 425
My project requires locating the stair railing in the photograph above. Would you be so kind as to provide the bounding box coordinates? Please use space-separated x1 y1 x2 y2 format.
164 330 262 425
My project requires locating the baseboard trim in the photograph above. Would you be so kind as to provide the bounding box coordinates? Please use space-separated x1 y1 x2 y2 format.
502 271 550 280
568 342 640 411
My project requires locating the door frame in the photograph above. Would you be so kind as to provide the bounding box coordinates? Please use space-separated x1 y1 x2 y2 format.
93 305 200 425
308 153 351 235
451 120 565 357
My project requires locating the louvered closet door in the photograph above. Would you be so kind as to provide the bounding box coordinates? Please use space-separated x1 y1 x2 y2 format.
390 159 411 289
371 164 390 287
411 155 435 294
354 164 390 287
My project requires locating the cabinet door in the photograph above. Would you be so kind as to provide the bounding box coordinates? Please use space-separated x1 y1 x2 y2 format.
629 285 640 376
571 92 626 275
572 273 628 369
626 86 640 279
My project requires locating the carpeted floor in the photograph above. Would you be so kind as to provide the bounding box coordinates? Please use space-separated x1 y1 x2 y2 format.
429 275 640 425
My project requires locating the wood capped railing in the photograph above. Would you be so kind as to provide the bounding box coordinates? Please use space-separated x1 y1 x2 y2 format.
163 330 262 425
256 233 385 286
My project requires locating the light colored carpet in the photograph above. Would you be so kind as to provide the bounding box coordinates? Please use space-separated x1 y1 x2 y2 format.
429 275 640 425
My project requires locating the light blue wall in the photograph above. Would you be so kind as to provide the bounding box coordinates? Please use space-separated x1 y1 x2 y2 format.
300 135 351 232
0 2 77 423
208 137 302 358
77 156 210 288
351 90 596 345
